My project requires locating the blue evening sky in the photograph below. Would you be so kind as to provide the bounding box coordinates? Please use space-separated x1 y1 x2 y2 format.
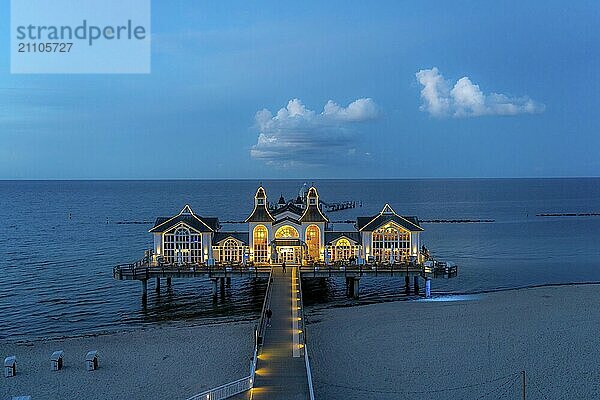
0 0 598 179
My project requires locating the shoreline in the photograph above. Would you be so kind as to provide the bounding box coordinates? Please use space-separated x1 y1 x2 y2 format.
4 282 600 399
307 280 600 311
1 314 259 346
6 281 600 344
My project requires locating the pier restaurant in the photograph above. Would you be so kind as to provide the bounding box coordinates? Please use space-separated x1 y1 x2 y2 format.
149 186 424 266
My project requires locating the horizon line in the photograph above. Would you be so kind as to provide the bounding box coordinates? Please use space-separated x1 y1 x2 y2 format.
1 176 599 182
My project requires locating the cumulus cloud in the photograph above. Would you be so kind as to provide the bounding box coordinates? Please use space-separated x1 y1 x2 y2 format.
415 67 545 117
250 98 378 167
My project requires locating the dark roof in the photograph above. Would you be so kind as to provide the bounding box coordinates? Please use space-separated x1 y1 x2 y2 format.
274 216 301 225
299 204 329 223
212 232 249 245
278 195 286 204
245 186 275 222
245 204 275 222
356 214 423 232
271 203 303 217
324 231 361 244
149 214 219 233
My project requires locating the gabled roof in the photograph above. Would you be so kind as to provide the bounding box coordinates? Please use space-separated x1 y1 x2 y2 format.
273 216 301 225
324 231 361 245
149 205 219 233
245 206 275 222
299 205 329 223
212 232 249 245
271 203 303 217
356 204 424 232
245 186 275 223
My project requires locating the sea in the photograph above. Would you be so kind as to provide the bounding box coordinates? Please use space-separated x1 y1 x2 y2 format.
1 179 599 341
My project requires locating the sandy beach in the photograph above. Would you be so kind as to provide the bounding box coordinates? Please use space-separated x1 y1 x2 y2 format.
308 284 600 399
1 321 254 400
4 284 600 400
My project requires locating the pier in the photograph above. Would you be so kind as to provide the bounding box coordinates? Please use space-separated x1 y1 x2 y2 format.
111 184 460 399
242 267 312 399
113 255 455 399
113 256 456 300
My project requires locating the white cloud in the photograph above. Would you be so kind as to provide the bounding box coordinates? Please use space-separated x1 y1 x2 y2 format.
251 98 378 167
416 67 545 118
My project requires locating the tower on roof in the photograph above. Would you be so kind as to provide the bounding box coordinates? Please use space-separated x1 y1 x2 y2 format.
245 186 275 222
299 186 328 223
306 186 318 205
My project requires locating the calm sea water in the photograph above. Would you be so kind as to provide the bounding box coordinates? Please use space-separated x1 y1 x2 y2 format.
1 179 599 341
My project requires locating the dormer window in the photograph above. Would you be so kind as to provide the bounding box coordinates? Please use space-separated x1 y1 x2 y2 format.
310 198 316 205
258 199 264 205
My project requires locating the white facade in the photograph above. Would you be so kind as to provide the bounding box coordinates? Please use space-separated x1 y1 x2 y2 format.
149 188 424 266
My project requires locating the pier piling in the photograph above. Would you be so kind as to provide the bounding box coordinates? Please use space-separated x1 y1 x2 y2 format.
405 275 410 293
141 279 148 301
413 276 420 294
155 277 161 292
352 278 360 298
226 277 231 287
211 279 218 297
345 277 351 297
166 277 172 287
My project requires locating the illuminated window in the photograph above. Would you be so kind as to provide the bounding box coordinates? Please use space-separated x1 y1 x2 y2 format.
275 225 299 238
253 225 269 263
221 239 242 263
163 226 201 264
305 225 320 261
334 238 352 261
372 225 410 262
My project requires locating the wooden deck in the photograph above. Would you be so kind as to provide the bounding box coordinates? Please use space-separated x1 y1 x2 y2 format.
300 263 427 278
234 267 312 400
113 260 456 282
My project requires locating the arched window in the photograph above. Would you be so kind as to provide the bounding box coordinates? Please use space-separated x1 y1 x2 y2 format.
334 238 352 261
275 225 299 238
222 239 242 263
163 226 202 264
305 225 321 261
253 225 269 263
372 225 410 263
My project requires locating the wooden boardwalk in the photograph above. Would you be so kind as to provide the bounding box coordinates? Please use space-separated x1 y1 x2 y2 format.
235 267 311 400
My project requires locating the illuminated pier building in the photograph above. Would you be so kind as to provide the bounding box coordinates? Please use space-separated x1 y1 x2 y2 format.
148 185 424 266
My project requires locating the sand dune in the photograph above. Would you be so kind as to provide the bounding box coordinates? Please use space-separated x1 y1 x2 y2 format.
1 322 253 400
308 284 600 399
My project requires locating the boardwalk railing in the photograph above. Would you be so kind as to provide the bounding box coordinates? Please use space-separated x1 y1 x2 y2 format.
257 269 274 345
297 267 316 400
185 268 273 400
299 263 424 277
113 262 272 280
